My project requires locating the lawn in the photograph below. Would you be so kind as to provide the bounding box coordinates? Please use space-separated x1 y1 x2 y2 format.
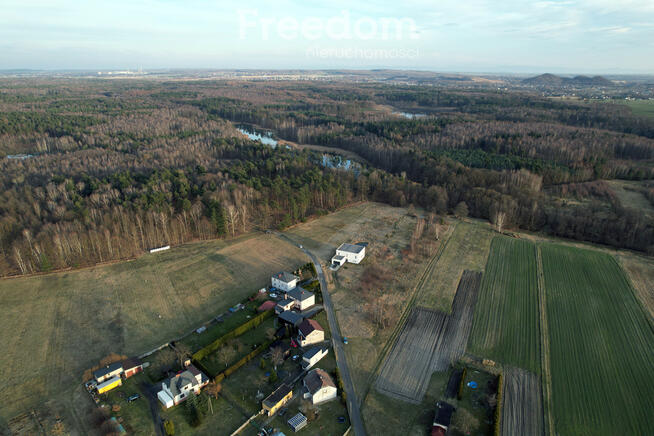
0 232 305 422
541 244 654 436
623 99 654 118
415 221 493 312
468 237 541 373
101 373 155 435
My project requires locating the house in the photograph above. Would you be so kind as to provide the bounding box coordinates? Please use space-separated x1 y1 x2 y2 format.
287 413 308 432
94 362 124 383
301 346 329 370
258 300 276 312
287 287 315 311
432 401 455 436
262 383 293 416
275 298 295 314
97 375 122 394
303 368 337 405
157 364 209 409
297 319 324 347
272 271 299 292
278 310 304 327
332 243 365 265
122 357 143 379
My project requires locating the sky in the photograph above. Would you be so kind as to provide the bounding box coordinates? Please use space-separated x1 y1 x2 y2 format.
1 0 654 74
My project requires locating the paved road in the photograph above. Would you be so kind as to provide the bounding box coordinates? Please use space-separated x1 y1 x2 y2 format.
141 382 164 436
275 232 366 436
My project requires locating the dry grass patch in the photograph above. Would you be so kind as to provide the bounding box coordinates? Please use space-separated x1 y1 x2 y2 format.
618 254 654 320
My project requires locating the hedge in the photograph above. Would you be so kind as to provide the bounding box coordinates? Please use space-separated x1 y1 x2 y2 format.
192 309 273 361
457 367 467 400
494 373 503 436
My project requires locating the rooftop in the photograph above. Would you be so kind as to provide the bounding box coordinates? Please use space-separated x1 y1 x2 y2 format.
93 362 123 379
121 357 142 370
298 319 323 336
272 271 299 283
287 287 314 302
278 310 304 325
304 368 336 394
287 413 307 429
303 346 328 360
337 243 365 254
433 401 455 427
263 383 293 408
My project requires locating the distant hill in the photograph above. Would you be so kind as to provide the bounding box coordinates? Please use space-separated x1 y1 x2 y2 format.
523 73 613 86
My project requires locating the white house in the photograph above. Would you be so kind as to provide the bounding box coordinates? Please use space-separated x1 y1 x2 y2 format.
332 243 365 265
301 346 329 370
303 368 337 405
157 364 209 408
287 287 315 311
297 319 324 347
271 271 299 292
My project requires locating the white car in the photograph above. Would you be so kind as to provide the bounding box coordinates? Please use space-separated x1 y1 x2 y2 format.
269 293 278 299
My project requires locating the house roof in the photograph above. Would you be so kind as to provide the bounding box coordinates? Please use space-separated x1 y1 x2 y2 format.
272 271 299 283
433 401 455 427
258 300 276 312
337 243 365 254
94 362 123 379
304 368 336 394
332 255 345 261
278 310 304 325
298 319 323 337
164 366 205 397
303 346 328 360
287 287 314 302
277 298 294 307
262 383 293 408
122 357 142 371
97 375 121 390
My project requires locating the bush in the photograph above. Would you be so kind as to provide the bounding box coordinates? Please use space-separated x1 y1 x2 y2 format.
163 420 175 436
494 373 503 436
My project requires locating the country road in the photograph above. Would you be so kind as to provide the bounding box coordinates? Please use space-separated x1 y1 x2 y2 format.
274 232 367 436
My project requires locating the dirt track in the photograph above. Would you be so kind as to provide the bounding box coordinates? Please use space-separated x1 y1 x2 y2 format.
501 367 544 436
375 270 482 403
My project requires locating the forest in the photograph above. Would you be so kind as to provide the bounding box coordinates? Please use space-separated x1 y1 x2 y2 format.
0 78 653 276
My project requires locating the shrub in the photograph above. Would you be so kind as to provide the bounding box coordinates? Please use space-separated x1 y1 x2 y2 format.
163 420 175 436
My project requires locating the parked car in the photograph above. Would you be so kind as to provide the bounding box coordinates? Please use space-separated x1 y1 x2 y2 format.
292 354 300 361
127 393 140 402
343 337 349 344
269 293 278 299
337 416 346 423
279 407 288 417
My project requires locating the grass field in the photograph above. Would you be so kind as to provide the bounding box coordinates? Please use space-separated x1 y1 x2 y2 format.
606 180 654 214
623 99 654 118
619 255 654 320
415 222 493 312
541 244 654 436
0 233 305 424
468 237 541 373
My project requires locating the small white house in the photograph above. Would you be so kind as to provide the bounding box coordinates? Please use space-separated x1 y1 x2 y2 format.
297 319 324 347
157 364 208 408
303 368 337 405
332 243 365 265
287 287 315 311
271 272 299 292
302 346 329 370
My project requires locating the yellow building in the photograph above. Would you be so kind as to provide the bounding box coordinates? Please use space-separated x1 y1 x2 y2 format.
97 375 122 394
262 383 293 416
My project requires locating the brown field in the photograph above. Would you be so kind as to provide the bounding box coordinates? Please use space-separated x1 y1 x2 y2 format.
375 308 447 402
0 233 305 425
619 254 654 320
415 222 493 312
501 367 543 436
376 271 482 402
606 180 654 214
286 202 451 397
